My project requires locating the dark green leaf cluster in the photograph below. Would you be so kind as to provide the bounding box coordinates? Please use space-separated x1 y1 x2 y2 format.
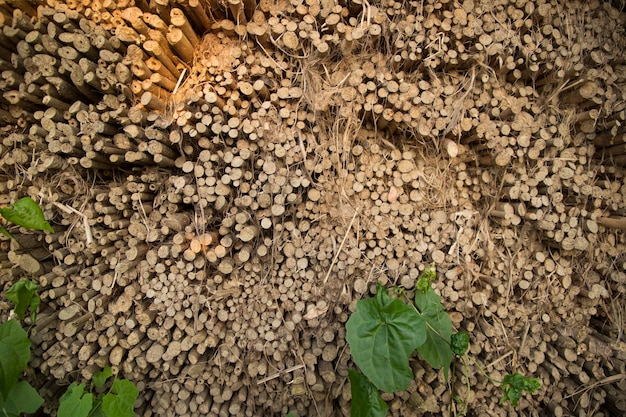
346 269 459 394
415 264 436 293
450 331 470 356
346 268 464 417
0 319 44 417
345 267 541 417
499 373 542 407
59 366 139 417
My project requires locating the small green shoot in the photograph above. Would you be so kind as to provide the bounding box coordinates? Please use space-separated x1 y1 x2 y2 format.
93 366 113 388
499 373 541 407
58 383 94 417
450 331 470 357
0 225 10 239
6 280 40 322
416 263 436 293
0 196 53 238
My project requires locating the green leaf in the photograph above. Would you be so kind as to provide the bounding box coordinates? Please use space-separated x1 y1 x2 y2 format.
416 264 436 293
58 382 93 417
346 285 426 392
0 319 31 398
6 280 40 322
93 366 113 389
0 380 44 416
102 379 138 417
499 373 541 407
285 413 297 417
450 331 470 357
348 370 388 417
415 285 453 381
0 225 13 239
0 197 53 232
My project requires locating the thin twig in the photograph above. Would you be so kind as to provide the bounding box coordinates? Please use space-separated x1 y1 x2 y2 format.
486 350 514 369
256 364 305 384
52 202 93 245
564 373 626 400
323 207 359 284
172 68 187 95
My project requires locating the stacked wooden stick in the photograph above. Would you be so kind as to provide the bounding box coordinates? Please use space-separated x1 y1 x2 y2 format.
1 0 626 416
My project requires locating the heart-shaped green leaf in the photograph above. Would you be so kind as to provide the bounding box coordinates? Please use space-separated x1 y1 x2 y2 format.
102 379 139 417
58 382 93 417
346 285 426 392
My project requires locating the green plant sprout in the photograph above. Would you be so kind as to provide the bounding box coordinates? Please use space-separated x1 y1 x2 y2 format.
449 331 540 413
58 366 139 417
499 372 542 407
0 196 53 239
346 265 541 416
449 331 471 415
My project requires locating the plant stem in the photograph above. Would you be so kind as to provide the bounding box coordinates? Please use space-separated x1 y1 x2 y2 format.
449 356 471 417
463 353 503 386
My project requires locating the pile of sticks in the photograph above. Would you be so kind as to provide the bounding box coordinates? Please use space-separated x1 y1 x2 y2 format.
1 0 626 416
